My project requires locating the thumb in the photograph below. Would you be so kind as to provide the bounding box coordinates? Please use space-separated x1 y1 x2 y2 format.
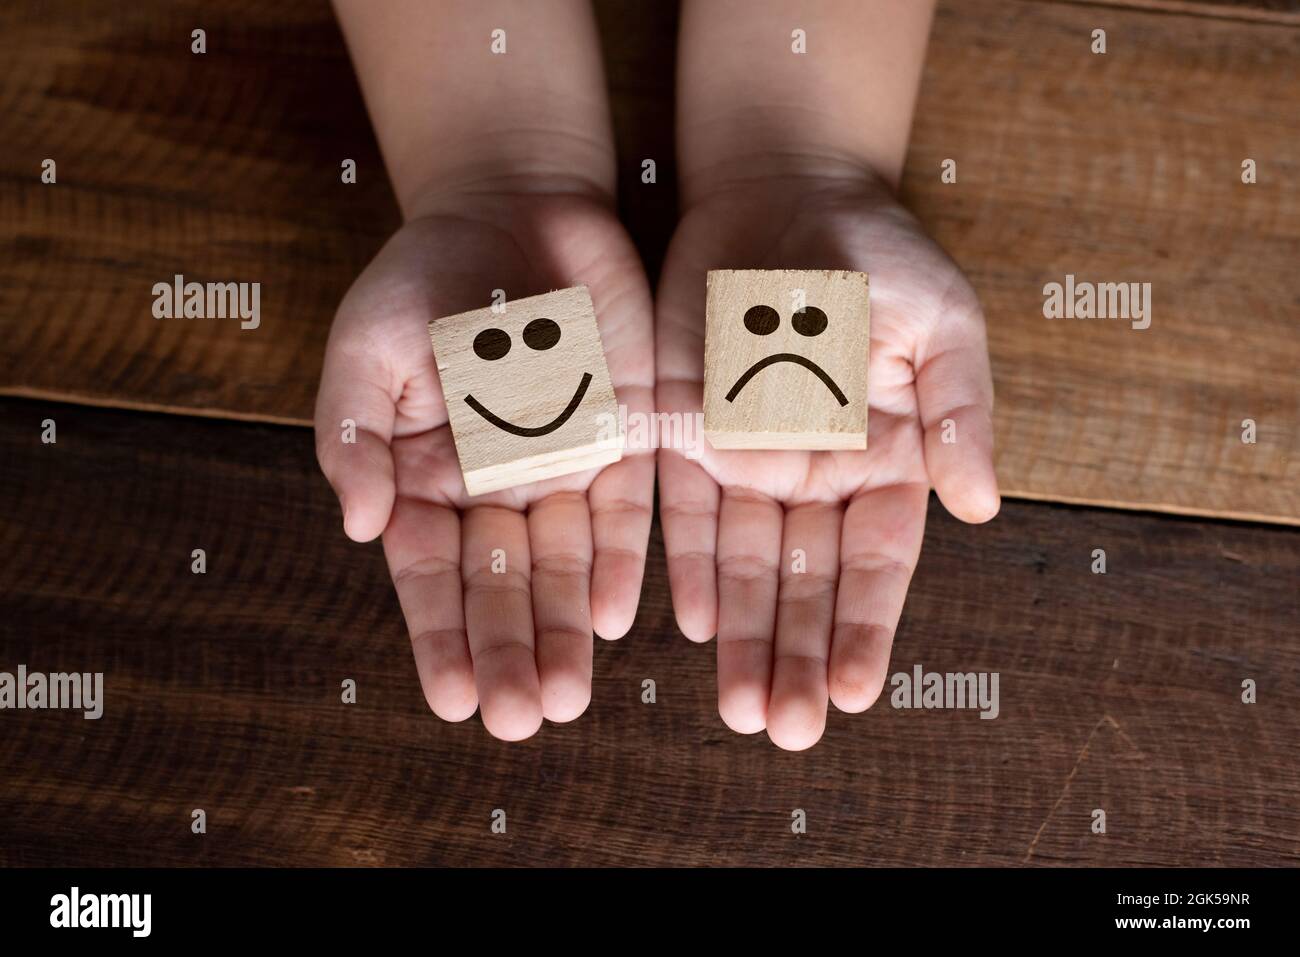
314 338 397 542
914 313 1000 525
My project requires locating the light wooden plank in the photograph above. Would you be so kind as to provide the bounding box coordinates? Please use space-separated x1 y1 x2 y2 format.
0 0 1295 522
903 0 1300 523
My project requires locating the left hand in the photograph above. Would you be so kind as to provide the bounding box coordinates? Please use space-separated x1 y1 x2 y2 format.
655 171 1000 750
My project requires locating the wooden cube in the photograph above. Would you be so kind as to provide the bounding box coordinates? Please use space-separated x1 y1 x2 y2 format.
703 269 869 450
428 286 622 495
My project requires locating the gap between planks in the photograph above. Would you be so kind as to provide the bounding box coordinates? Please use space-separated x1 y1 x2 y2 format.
5 386 1297 529
1034 0 1300 28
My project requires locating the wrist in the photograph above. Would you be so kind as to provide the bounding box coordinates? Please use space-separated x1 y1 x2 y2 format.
396 127 617 222
677 143 898 214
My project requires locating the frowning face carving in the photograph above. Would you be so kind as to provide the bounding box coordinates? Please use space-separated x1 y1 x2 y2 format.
703 270 869 450
723 304 848 407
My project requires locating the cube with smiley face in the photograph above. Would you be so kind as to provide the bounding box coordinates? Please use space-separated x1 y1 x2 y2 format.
428 286 623 495
703 269 870 450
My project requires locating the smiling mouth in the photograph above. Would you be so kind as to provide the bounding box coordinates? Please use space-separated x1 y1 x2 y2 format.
725 354 848 406
464 372 593 437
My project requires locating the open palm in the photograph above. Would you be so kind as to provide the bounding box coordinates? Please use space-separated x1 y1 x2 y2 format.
656 175 1000 750
315 192 655 740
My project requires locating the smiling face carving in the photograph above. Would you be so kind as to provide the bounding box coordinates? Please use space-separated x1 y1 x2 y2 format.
464 318 594 437
703 270 869 450
428 286 623 495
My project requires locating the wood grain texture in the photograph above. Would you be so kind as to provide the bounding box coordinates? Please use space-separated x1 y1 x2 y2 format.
0 0 400 424
429 287 622 495
0 400 1295 867
704 270 869 450
904 0 1300 524
0 0 1296 521
1048 0 1300 26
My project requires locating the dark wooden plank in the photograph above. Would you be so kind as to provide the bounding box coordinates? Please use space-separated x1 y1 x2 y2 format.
593 0 679 283
0 400 1295 866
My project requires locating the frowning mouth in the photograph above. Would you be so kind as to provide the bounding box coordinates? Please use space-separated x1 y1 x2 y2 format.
725 354 848 406
465 372 593 437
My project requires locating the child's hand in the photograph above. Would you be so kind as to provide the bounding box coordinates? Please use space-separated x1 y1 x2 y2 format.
656 171 999 750
315 190 654 740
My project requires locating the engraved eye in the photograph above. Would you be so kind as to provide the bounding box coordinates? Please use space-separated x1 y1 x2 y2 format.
523 317 561 351
743 305 780 335
792 306 827 337
473 327 511 361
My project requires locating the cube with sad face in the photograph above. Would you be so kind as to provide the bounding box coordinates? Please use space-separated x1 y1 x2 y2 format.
703 269 870 450
428 286 622 495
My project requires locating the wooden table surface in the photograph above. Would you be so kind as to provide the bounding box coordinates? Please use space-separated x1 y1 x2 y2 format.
0 400 1296 866
0 0 1297 867
1 0 1296 521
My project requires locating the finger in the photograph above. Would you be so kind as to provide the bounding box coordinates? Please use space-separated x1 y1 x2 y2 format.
830 482 928 713
767 501 842 751
462 506 543 741
588 447 654 640
528 492 594 724
314 334 397 542
914 300 1000 524
657 447 720 642
715 487 782 734
382 497 477 722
